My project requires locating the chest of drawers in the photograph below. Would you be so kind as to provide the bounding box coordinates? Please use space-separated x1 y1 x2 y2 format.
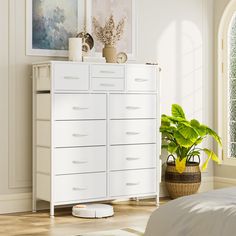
32 61 161 216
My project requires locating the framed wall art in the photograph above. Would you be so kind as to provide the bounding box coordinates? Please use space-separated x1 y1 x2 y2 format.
90 0 136 60
26 0 87 57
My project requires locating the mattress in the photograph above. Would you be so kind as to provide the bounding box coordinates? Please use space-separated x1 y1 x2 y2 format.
145 187 236 236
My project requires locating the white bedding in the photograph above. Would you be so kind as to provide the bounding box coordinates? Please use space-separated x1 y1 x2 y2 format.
145 188 236 236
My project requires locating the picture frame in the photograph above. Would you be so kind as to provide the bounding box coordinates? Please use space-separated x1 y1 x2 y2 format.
26 0 88 57
89 0 137 60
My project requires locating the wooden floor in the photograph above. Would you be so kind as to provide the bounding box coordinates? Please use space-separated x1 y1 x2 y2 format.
0 199 168 236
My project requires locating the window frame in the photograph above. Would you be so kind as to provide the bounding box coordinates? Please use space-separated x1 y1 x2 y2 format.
218 3 236 166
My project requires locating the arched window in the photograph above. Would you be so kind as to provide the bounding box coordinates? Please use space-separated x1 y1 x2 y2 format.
218 1 236 163
228 14 236 158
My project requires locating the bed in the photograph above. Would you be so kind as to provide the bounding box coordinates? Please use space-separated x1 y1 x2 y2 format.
145 187 236 236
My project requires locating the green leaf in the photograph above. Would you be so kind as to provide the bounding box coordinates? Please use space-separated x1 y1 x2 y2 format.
171 104 186 119
174 131 195 148
161 144 168 149
178 124 199 143
161 115 171 126
160 126 177 134
190 120 207 137
168 143 178 154
202 148 221 171
205 127 222 147
190 119 200 127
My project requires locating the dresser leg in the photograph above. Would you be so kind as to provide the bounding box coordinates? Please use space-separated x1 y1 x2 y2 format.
32 199 37 213
155 196 159 207
50 204 55 217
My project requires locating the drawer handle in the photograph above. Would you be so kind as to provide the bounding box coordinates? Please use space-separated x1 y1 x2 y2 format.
72 106 89 111
64 76 80 80
126 182 140 186
100 83 115 87
126 157 141 161
126 132 140 136
135 78 148 82
100 70 115 74
126 106 141 110
72 161 88 164
72 187 87 191
72 134 88 138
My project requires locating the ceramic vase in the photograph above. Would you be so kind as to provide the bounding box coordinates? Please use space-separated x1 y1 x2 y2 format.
102 45 117 63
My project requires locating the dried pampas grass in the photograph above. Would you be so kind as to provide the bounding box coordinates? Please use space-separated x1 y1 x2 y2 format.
93 15 125 46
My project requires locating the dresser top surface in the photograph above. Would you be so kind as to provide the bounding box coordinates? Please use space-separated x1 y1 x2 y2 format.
32 60 159 68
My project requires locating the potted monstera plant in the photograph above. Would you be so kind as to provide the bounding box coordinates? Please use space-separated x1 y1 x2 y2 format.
160 104 222 199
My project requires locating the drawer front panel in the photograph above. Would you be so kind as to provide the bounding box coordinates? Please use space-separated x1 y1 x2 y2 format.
110 120 156 145
54 147 106 175
127 66 157 91
91 65 124 78
92 78 124 91
54 121 106 147
36 66 51 91
54 173 106 202
110 169 156 197
110 94 156 119
54 94 106 120
54 64 89 91
110 144 156 171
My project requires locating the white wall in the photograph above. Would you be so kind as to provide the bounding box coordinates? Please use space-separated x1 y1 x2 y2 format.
0 0 214 213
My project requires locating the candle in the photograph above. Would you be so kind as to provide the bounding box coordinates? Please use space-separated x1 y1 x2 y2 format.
68 38 82 61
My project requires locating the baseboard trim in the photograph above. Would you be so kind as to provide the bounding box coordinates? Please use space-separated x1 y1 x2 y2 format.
0 193 32 214
214 177 236 189
160 176 214 197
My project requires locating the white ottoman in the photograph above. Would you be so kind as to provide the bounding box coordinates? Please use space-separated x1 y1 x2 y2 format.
72 204 114 218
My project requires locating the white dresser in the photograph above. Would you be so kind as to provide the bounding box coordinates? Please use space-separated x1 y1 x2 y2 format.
32 61 161 216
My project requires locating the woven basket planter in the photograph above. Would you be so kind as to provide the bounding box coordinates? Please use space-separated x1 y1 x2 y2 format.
165 161 201 199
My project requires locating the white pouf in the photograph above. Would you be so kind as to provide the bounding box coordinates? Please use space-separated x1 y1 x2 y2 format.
72 204 114 218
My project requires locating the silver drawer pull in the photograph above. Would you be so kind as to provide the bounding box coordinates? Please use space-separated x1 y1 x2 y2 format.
64 76 80 80
100 70 115 74
135 78 148 82
126 182 140 186
126 157 141 161
126 106 141 110
72 134 88 138
126 132 140 136
72 161 88 164
72 187 87 191
100 83 115 87
72 106 89 111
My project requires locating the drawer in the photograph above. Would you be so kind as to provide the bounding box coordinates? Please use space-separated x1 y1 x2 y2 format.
92 78 124 91
110 144 156 171
110 169 156 197
54 173 106 203
54 64 89 91
37 94 51 120
54 120 106 147
127 65 157 91
35 65 51 91
110 120 156 145
54 94 106 120
91 65 124 78
54 146 106 175
110 94 156 119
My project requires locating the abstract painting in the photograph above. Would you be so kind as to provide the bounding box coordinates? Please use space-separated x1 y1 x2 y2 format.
26 0 84 57
91 0 136 59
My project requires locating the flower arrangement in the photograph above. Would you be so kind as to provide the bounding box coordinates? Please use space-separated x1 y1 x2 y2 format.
93 15 125 46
